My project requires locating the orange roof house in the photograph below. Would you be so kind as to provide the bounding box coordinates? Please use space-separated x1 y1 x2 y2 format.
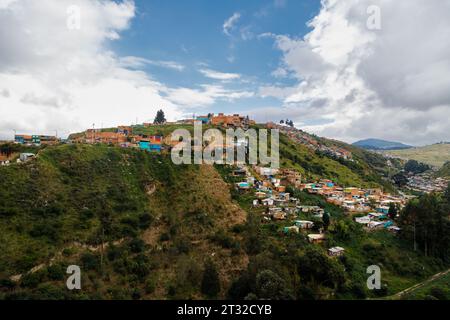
211 113 253 128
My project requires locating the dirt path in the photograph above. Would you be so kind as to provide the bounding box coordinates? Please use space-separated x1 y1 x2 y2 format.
391 268 450 299
10 239 126 282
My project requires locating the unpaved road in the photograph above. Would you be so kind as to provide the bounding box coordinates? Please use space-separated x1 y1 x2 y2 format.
391 268 450 299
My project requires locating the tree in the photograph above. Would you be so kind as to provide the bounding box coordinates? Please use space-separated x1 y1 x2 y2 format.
255 270 294 300
393 172 408 187
388 203 398 220
399 192 450 261
280 120 285 124
154 109 166 124
404 160 430 174
201 260 220 298
323 212 331 231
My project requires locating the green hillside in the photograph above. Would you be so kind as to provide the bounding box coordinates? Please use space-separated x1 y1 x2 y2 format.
0 144 248 299
383 143 450 168
436 162 450 178
0 131 447 300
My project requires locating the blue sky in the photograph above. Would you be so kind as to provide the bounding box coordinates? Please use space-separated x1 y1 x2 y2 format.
111 0 321 116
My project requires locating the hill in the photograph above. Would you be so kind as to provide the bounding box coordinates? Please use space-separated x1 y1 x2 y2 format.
436 162 450 178
0 126 446 300
383 143 450 168
0 144 248 299
353 139 412 150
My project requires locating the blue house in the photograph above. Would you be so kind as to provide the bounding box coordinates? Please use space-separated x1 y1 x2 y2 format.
139 141 162 152
196 115 211 124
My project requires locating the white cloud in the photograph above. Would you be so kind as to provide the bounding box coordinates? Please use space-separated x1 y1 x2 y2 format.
199 69 241 81
119 56 185 71
163 84 253 109
266 0 450 145
0 0 253 139
223 12 241 36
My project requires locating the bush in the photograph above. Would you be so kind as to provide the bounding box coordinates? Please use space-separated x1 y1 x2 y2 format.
429 287 448 300
20 271 46 289
201 260 220 298
128 238 147 254
145 278 157 294
80 253 101 271
47 264 65 281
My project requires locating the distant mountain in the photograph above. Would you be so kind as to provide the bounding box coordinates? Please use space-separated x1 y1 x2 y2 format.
353 138 412 150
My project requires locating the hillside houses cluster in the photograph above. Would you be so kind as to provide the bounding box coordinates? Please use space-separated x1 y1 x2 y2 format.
71 126 164 152
266 122 353 161
233 164 406 256
299 182 406 214
406 172 449 194
14 134 59 146
69 113 257 152
233 165 350 256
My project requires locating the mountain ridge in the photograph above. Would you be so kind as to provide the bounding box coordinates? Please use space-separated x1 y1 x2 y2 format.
353 138 412 150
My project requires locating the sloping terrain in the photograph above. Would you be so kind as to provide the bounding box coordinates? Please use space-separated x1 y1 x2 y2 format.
384 143 450 168
0 144 248 299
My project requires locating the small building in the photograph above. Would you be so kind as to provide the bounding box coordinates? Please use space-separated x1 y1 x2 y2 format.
355 216 371 226
308 234 326 244
376 206 390 215
295 220 315 229
196 115 211 124
284 226 300 234
262 198 274 206
272 211 287 221
237 182 250 190
328 247 345 257
20 153 35 162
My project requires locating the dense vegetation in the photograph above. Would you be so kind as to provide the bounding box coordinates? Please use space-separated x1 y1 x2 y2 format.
399 187 450 262
0 144 248 299
0 133 448 300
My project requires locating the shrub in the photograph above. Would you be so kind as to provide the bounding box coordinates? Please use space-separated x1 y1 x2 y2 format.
201 260 220 298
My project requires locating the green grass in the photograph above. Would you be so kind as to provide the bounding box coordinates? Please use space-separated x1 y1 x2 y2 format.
384 143 450 168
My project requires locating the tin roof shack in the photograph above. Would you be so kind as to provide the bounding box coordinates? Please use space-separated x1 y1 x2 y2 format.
328 247 345 257
20 153 35 162
308 233 326 244
295 220 315 229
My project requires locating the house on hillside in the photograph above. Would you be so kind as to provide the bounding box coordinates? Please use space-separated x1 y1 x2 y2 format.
308 233 326 244
328 247 345 257
20 153 35 162
295 220 314 229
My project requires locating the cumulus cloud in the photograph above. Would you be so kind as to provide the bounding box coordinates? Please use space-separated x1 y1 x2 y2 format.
264 0 450 145
0 0 184 138
164 84 253 109
0 0 252 139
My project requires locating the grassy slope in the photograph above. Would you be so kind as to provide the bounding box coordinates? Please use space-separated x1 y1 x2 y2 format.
384 144 450 168
436 162 450 178
0 144 248 299
279 133 398 192
397 271 450 300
